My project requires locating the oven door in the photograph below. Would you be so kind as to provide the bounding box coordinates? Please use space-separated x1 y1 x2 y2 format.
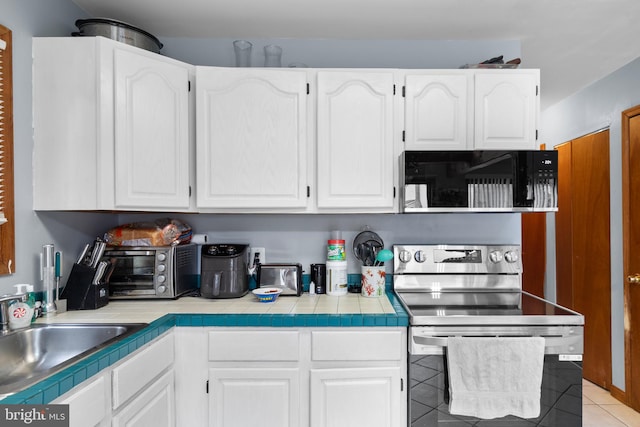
103 249 158 297
409 326 583 427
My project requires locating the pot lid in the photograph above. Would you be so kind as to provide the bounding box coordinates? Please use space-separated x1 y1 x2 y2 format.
75 18 162 48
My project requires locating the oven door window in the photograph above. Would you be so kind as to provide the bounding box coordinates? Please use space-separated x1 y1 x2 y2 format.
409 354 582 426
108 255 156 290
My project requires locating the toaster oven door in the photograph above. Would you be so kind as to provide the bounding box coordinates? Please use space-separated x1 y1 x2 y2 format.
104 250 158 297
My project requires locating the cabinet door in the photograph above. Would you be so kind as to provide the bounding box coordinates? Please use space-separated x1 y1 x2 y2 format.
112 331 174 409
112 369 175 427
55 373 109 427
196 68 309 209
317 71 395 210
208 368 300 427
114 48 191 209
309 367 402 427
474 72 538 149
404 73 471 150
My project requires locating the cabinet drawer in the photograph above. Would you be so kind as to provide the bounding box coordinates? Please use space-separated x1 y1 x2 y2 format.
209 330 300 361
57 373 108 427
112 369 175 427
311 330 403 361
112 332 174 409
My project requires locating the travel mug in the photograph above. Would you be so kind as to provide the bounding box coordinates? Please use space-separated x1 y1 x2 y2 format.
310 263 326 294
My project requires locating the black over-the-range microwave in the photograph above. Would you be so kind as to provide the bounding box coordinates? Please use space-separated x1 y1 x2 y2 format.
400 150 558 212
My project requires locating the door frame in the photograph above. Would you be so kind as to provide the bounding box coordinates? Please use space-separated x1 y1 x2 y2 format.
622 105 640 408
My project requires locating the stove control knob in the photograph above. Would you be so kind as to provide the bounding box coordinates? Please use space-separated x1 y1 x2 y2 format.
399 250 412 263
414 250 427 263
489 251 504 263
157 285 167 294
505 251 520 263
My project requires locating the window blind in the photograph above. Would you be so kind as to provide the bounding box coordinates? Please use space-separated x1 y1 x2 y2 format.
0 25 15 274
0 36 7 225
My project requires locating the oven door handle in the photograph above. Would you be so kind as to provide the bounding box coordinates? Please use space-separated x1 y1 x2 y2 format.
413 334 582 352
413 336 449 347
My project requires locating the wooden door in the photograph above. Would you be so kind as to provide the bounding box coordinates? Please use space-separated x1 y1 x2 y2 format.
555 130 612 389
622 106 640 410
521 212 546 298
555 142 574 307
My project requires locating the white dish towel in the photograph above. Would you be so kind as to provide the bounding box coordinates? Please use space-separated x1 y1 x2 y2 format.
447 336 546 419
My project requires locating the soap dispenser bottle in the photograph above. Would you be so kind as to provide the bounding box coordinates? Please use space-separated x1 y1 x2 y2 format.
9 284 35 329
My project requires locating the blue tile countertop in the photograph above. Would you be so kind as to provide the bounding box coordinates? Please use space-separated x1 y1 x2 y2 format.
1 283 408 405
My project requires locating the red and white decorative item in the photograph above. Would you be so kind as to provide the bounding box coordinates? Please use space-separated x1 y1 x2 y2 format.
361 266 386 298
8 284 34 329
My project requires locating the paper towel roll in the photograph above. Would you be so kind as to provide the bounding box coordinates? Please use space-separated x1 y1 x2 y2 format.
191 234 208 244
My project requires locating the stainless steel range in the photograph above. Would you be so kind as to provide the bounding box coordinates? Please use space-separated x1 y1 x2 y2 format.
393 244 584 427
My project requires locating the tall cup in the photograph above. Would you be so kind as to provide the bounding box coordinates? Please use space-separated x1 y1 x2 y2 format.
233 40 252 67
310 263 326 294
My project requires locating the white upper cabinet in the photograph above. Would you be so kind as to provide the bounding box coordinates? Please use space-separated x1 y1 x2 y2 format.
403 69 539 151
474 70 539 149
316 71 397 211
113 49 191 209
196 67 310 210
32 37 194 211
404 72 472 150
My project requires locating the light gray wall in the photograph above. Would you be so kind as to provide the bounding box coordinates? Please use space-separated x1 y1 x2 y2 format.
540 56 640 391
0 0 119 296
161 37 521 69
118 213 522 275
0 0 523 297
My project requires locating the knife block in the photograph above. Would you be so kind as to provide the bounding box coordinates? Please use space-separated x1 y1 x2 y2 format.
60 263 109 310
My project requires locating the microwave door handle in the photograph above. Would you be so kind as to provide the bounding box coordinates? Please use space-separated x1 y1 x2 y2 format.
501 178 507 208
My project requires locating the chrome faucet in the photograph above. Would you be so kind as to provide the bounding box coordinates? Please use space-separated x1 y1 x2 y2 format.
0 294 27 334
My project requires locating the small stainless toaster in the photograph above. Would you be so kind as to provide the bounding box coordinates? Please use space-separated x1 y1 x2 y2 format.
256 263 303 296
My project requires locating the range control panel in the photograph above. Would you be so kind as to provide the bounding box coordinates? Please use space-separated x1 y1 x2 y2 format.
393 245 522 275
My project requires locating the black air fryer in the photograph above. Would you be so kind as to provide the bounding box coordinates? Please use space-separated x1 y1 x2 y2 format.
200 244 249 298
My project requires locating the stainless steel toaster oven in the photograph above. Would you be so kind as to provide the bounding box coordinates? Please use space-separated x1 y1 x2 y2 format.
102 244 198 299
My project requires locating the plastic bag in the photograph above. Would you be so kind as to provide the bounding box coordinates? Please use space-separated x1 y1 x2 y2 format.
104 218 192 247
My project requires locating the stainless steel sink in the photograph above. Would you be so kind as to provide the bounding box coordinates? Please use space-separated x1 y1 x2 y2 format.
0 323 147 397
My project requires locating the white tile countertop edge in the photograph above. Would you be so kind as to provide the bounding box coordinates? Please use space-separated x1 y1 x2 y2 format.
36 293 398 324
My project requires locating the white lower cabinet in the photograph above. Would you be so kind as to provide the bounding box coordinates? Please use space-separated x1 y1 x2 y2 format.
112 370 175 427
53 330 175 427
309 367 402 427
208 368 300 427
174 327 407 427
55 372 110 427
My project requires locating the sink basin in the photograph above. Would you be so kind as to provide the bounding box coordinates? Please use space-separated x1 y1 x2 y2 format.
0 323 147 397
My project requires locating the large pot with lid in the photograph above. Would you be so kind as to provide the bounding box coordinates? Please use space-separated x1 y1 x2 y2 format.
72 18 163 53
